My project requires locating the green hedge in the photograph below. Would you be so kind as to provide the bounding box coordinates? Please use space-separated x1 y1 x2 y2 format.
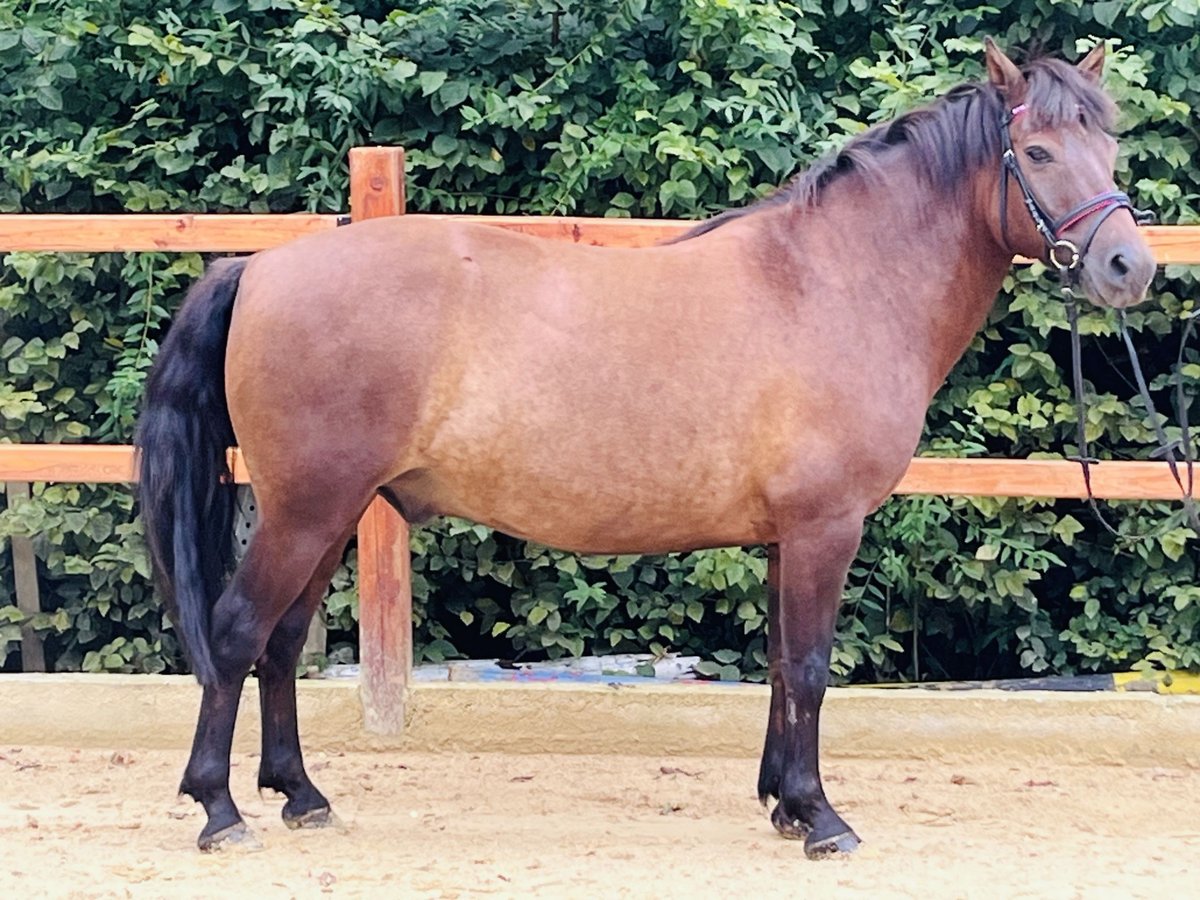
2 0 1198 681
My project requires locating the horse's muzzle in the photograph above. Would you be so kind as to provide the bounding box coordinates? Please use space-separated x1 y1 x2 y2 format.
1082 240 1156 308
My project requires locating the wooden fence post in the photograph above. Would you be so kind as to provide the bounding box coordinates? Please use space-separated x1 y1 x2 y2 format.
348 146 412 734
5 482 46 672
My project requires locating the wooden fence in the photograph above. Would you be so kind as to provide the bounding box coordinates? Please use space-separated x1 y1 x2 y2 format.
3 147 1200 733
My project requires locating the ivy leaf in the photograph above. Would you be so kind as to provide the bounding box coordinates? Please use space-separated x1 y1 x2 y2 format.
438 80 469 109
418 71 447 96
34 84 63 111
1092 1 1124 27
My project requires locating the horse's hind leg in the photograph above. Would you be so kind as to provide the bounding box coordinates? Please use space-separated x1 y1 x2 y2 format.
179 500 367 851
758 515 864 859
181 681 255 850
255 530 354 829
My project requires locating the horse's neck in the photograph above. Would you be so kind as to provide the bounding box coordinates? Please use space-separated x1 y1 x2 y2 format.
763 162 1011 393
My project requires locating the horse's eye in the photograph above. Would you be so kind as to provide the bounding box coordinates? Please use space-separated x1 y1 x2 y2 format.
1025 145 1053 164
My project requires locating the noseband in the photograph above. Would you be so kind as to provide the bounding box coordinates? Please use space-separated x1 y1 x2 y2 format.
998 103 1150 282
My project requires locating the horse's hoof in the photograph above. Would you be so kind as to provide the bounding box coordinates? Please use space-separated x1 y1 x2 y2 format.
198 822 263 853
283 805 342 831
804 829 861 860
769 802 811 840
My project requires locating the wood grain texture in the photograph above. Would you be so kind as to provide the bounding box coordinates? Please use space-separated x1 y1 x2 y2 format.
5 482 45 672
895 457 1195 501
349 147 406 222
0 445 138 483
0 214 1193 263
414 216 1200 260
355 497 414 735
0 445 248 483
0 445 1193 500
0 214 339 252
1139 225 1200 265
349 146 412 734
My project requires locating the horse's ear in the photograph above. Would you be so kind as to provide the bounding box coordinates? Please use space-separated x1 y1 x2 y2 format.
984 37 1026 100
1076 43 1105 82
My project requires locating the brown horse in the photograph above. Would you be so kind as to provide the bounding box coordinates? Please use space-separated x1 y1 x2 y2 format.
137 41 1154 855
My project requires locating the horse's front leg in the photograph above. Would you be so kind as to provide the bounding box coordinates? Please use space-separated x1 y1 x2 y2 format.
757 516 864 858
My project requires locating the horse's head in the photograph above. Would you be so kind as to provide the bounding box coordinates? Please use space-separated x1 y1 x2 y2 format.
984 39 1155 308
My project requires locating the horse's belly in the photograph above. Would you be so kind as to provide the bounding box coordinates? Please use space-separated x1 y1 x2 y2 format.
394 446 778 554
441 497 775 556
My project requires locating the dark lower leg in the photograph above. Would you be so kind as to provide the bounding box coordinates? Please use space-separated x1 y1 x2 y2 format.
178 519 355 849
256 541 349 826
180 679 253 849
773 651 853 853
257 653 331 826
761 519 863 857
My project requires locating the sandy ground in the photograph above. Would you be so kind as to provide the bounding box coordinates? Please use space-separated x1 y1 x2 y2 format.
1 746 1197 899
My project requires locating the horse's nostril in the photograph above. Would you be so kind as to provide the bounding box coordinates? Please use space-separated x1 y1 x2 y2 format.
1110 253 1129 278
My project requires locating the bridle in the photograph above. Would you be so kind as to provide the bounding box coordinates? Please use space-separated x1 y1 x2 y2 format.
998 102 1199 538
999 102 1149 283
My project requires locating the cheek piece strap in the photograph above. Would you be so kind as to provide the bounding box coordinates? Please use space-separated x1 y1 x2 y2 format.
998 103 1152 281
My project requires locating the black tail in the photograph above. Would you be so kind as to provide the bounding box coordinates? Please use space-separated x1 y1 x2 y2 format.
136 257 246 685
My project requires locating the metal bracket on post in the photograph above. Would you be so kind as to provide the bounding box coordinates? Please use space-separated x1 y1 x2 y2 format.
233 484 260 563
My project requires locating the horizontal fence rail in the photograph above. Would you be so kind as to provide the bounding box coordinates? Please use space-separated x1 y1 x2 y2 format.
0 445 1195 501
0 213 341 252
3 214 1199 258
2 147 1198 732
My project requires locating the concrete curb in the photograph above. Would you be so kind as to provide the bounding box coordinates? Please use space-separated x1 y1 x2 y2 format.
1 674 1198 767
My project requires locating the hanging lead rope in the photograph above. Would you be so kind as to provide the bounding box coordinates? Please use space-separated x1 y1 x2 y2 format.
1115 309 1200 533
1064 288 1200 540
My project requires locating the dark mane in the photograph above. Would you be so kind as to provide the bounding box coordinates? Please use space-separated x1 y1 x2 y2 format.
673 56 1118 241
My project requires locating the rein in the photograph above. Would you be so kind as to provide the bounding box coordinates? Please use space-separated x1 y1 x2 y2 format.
1000 104 1200 539
1063 298 1200 539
